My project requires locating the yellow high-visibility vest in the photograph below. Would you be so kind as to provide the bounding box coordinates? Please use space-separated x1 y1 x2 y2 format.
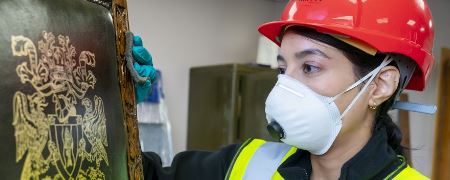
225 139 428 180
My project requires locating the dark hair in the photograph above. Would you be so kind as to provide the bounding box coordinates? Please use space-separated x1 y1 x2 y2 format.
285 26 405 156
341 46 405 156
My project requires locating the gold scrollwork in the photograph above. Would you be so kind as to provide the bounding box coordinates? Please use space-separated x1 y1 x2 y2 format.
11 31 109 179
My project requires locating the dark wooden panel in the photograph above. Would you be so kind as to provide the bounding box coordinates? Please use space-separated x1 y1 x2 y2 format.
237 66 277 142
187 65 236 151
432 47 450 180
187 64 277 151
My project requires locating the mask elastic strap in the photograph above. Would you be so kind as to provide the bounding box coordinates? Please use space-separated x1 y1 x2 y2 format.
330 66 379 102
337 56 393 119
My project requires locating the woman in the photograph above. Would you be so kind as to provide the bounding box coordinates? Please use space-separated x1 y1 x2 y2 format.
142 0 434 179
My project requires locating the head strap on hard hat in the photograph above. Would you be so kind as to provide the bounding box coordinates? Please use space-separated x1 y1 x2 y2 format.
390 54 436 114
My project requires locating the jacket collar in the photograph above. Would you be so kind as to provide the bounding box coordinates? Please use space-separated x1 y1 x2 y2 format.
277 127 401 180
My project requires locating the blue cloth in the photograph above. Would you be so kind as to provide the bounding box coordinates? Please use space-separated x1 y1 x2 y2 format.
145 70 162 103
133 35 157 103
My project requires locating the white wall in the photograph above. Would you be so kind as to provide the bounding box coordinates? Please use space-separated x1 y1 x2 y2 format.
128 0 285 154
406 0 450 176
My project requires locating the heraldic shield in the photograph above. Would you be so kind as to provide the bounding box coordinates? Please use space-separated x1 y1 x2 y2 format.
0 0 143 179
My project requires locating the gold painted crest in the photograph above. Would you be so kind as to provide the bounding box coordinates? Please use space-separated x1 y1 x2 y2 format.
11 31 109 179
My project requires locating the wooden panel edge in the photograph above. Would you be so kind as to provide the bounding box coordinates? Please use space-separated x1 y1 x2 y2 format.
432 47 450 180
111 0 144 179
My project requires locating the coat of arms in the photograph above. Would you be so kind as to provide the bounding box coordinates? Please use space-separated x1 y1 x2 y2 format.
11 31 109 179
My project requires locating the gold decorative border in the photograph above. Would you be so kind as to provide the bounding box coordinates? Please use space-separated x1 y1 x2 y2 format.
111 0 144 179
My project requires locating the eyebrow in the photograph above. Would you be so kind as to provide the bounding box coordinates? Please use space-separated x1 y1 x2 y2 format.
277 48 330 62
295 49 330 60
277 55 285 62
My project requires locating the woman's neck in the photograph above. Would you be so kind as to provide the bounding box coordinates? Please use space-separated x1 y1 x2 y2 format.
310 120 373 180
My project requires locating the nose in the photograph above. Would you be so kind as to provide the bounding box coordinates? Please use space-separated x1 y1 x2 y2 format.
267 120 285 140
284 67 295 77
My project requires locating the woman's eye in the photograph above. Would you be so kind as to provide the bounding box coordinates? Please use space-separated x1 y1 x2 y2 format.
278 68 286 74
303 64 320 74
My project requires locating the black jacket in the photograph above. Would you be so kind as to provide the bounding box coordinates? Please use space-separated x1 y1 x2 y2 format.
143 127 404 180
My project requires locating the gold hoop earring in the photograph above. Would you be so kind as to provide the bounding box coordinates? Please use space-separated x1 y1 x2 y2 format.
369 102 377 110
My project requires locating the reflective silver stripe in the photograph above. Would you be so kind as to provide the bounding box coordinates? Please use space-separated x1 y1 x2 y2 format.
243 142 292 180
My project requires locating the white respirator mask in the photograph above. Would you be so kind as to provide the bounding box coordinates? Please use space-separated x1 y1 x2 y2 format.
265 56 393 155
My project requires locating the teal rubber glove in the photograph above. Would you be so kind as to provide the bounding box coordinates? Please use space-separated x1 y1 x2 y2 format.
132 36 153 66
134 62 157 103
132 35 157 103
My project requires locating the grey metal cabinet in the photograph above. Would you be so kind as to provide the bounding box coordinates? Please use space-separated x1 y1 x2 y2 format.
187 64 278 151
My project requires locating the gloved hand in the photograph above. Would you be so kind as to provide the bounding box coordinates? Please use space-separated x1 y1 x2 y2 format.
131 35 157 103
134 61 157 103
132 36 153 66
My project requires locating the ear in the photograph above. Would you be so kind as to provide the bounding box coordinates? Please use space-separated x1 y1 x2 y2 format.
368 66 400 108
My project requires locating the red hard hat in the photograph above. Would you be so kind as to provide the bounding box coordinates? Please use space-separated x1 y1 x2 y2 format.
258 0 434 91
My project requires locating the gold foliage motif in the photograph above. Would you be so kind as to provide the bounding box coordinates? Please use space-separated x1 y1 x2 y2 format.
11 31 109 179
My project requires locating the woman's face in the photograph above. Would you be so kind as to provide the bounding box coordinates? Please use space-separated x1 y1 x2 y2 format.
277 31 374 138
